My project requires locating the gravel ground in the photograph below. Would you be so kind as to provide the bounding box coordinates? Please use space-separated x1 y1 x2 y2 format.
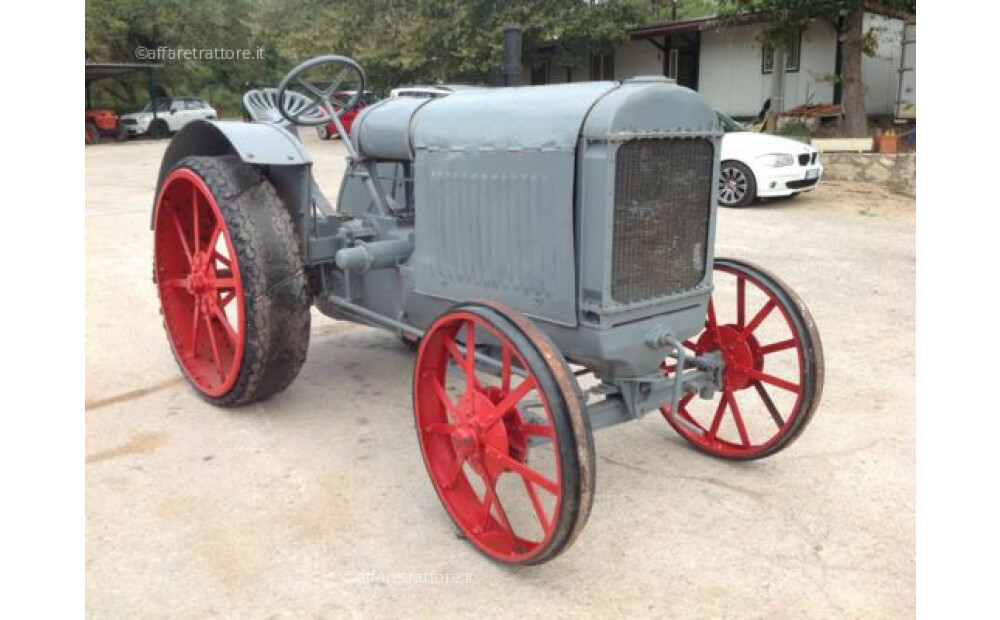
85 132 915 619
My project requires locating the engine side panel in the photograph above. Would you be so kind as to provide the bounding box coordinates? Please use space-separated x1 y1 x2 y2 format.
410 149 578 326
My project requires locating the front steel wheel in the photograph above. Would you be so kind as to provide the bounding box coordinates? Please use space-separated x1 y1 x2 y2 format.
153 155 311 406
661 258 824 459
413 302 594 565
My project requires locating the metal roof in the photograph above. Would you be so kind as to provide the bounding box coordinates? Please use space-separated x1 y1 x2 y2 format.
85 62 162 83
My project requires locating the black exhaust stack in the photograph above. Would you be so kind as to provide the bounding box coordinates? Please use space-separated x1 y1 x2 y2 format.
502 24 522 87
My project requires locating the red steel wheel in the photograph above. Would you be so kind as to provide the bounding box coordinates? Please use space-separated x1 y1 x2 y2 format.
153 155 311 406
413 302 594 565
661 258 824 460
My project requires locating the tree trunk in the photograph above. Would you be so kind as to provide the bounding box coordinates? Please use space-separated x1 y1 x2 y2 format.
766 46 786 132
840 2 868 137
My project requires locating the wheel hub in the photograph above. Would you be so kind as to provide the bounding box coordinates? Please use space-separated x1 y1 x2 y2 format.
453 389 521 478
696 324 763 391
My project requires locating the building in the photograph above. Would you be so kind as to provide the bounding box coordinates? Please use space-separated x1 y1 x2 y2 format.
530 10 909 119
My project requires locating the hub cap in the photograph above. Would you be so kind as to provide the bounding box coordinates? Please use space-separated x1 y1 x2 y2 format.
719 166 748 205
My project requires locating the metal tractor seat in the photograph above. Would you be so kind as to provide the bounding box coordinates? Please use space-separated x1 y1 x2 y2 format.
243 88 314 130
242 87 337 213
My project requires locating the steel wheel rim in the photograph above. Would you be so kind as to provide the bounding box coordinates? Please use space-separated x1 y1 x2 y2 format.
414 312 563 562
661 264 806 458
154 168 246 397
719 166 747 205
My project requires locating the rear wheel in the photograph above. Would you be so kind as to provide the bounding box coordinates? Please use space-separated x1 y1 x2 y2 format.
153 155 311 406
661 258 823 459
413 301 594 565
315 124 330 140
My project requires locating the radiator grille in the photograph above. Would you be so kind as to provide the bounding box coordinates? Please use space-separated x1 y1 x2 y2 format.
611 139 713 304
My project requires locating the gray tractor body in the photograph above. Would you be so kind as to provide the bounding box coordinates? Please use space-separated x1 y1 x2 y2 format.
155 76 723 423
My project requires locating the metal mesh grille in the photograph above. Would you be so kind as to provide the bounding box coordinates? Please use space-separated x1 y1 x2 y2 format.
611 139 713 304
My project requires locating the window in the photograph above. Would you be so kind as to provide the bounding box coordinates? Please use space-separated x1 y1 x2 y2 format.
184 99 203 110
762 32 801 74
590 52 614 80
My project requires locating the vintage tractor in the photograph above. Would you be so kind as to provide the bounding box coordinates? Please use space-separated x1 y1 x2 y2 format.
151 55 823 565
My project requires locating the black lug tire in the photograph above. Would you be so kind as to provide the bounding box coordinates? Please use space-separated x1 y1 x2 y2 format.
719 160 757 208
163 155 312 406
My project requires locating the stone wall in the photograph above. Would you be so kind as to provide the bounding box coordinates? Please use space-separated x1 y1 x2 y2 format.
820 153 916 197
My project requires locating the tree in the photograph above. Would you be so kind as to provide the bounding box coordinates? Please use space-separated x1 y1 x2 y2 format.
719 0 915 137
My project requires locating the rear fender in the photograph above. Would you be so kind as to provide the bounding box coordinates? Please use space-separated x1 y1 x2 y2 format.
150 119 312 229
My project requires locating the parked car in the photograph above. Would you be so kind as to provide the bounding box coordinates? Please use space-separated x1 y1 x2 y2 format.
119 97 217 138
84 108 128 144
389 84 482 99
315 91 379 140
717 112 822 207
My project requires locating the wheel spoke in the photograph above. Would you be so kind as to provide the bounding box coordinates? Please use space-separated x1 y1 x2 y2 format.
212 306 238 345
481 476 517 544
213 278 237 290
522 474 551 533
207 222 222 255
424 422 457 435
441 455 465 489
214 251 231 267
431 378 462 419
191 186 200 253
741 367 801 394
707 396 727 438
760 339 797 355
188 302 201 354
521 423 554 438
753 380 785 428
483 376 537 429
219 290 235 308
170 212 193 265
737 277 746 328
707 298 722 341
203 313 224 376
501 345 512 393
464 322 476 394
728 392 751 447
740 299 777 340
485 446 558 495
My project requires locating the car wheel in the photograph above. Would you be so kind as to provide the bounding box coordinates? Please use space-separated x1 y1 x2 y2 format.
316 125 330 140
718 160 756 208
149 119 169 139
85 122 101 145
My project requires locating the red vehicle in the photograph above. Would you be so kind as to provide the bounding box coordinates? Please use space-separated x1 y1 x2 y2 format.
85 108 128 144
315 91 379 139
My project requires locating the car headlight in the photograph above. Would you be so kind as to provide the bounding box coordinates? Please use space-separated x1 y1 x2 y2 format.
757 153 795 167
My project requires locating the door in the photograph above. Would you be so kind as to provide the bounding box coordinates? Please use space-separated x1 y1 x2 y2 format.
665 32 700 91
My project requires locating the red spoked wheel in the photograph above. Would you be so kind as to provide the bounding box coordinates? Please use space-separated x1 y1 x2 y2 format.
661 258 824 460
153 155 311 406
413 302 594 565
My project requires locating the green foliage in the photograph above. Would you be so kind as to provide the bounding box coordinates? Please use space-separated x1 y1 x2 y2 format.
85 0 655 115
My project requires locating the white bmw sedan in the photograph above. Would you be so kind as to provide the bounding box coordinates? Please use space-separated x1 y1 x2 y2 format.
717 112 823 208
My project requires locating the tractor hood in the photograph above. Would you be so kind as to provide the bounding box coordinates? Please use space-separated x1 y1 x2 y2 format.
351 77 719 161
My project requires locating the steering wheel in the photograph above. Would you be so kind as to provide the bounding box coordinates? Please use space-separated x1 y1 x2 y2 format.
276 55 366 127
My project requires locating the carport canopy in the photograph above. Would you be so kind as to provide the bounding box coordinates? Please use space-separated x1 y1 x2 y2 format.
85 62 163 114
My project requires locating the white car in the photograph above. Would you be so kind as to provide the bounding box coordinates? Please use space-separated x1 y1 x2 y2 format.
120 97 217 138
718 112 822 208
389 85 482 99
